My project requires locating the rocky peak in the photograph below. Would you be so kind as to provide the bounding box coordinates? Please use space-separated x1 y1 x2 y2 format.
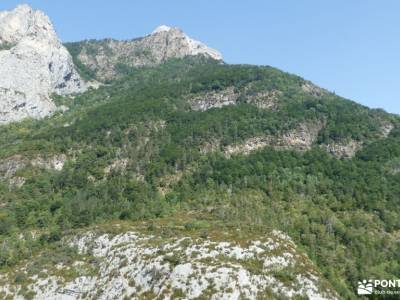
148 25 222 61
69 24 223 81
0 5 85 125
0 4 54 44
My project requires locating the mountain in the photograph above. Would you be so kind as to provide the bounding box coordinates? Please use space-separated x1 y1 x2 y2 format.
1 4 400 300
65 25 222 81
0 4 222 125
0 5 85 125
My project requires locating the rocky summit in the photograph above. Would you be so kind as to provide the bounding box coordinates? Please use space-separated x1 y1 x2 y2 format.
0 5 85 125
66 24 223 81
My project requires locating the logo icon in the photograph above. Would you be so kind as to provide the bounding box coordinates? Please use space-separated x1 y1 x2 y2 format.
358 280 374 295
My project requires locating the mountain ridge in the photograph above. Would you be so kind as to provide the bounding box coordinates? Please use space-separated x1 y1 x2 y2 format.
65 24 223 82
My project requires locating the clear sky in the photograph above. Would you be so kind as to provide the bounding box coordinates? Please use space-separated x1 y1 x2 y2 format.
1 0 399 114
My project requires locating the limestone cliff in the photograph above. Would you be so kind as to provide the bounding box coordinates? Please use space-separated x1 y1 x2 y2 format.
0 5 85 125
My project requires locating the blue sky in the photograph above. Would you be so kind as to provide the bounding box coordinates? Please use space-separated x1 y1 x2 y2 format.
1 1 399 114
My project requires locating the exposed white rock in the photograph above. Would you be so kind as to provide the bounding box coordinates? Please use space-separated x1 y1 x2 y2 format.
0 230 338 299
146 25 222 61
182 31 222 61
0 5 85 125
279 122 323 150
225 136 272 156
31 154 67 171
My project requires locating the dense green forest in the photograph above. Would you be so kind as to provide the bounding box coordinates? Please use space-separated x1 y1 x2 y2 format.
0 57 399 298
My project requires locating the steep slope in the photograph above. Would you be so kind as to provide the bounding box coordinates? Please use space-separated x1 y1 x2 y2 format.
65 25 222 81
0 5 85 125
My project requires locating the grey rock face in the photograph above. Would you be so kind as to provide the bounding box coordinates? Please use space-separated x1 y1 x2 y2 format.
73 25 222 81
301 81 327 98
0 154 66 188
223 122 324 157
322 140 363 159
148 25 222 61
0 5 86 125
189 85 283 112
190 87 239 111
0 155 26 179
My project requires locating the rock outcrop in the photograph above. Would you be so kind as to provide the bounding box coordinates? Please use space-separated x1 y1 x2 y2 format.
322 140 363 159
189 85 283 112
209 122 323 157
244 89 281 110
190 87 239 111
68 25 222 81
0 5 85 125
301 81 327 98
0 154 66 188
0 229 338 299
379 120 394 137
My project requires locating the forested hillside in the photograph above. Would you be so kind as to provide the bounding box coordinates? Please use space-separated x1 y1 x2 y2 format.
1 56 399 298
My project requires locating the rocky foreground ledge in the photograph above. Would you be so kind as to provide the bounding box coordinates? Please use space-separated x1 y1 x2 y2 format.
0 227 337 299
